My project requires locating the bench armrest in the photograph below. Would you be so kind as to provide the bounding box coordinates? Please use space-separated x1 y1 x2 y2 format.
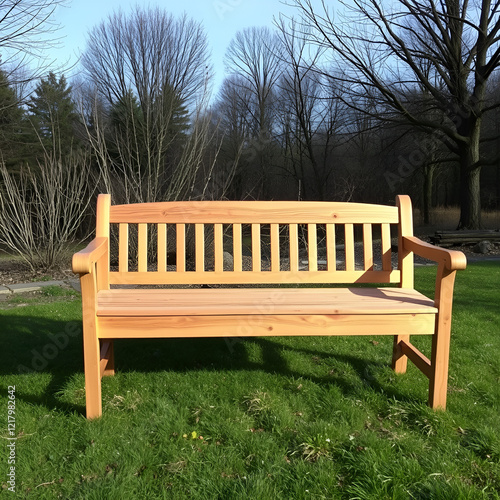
402 236 467 271
72 237 108 275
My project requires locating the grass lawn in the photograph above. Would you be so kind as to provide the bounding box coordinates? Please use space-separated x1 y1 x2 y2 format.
1 262 499 499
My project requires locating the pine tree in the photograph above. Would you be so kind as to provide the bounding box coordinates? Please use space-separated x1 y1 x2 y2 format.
0 70 29 168
29 72 79 156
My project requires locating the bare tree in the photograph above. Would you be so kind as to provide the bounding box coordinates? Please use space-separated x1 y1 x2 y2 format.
0 0 64 93
80 6 215 205
211 75 253 199
81 7 211 110
0 148 95 271
225 27 284 198
292 0 500 229
277 17 348 200
225 27 283 135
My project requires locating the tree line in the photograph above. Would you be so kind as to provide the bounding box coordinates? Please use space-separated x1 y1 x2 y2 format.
1 1 500 269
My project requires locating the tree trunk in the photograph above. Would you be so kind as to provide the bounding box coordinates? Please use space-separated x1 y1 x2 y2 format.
422 162 435 225
457 122 482 229
458 166 481 229
457 135 482 230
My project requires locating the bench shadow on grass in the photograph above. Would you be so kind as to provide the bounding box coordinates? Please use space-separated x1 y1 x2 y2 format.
2 314 412 416
0 315 86 416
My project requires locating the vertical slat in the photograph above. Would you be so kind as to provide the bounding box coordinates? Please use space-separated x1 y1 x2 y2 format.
393 195 415 376
251 224 261 272
326 223 336 271
308 223 318 271
233 223 243 272
363 223 374 270
270 223 280 272
345 223 355 271
118 223 128 272
214 223 223 272
95 194 110 290
157 224 167 272
176 223 186 272
289 224 299 272
397 195 414 288
195 224 205 272
138 223 148 272
381 224 392 271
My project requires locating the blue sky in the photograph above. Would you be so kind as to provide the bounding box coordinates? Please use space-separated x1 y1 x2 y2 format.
50 0 328 93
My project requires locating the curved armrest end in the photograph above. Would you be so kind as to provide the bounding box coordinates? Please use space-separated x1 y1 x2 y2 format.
72 252 92 275
72 237 108 275
448 249 467 271
403 236 467 271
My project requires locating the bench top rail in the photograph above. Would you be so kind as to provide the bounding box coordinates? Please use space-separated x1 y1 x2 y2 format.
109 201 399 224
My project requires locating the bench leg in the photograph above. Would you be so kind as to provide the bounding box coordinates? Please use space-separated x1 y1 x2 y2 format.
428 267 456 410
428 318 451 410
80 269 102 420
392 335 409 374
83 324 102 419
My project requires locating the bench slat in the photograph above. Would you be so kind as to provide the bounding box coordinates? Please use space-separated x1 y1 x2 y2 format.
119 223 128 272
271 223 280 272
363 223 373 271
98 287 437 316
326 223 336 271
109 201 399 224
157 224 167 272
195 224 205 272
98 313 436 338
214 223 223 272
289 224 299 272
176 224 186 272
252 224 261 271
382 223 392 271
138 223 147 272
233 223 243 272
308 223 318 271
345 223 355 271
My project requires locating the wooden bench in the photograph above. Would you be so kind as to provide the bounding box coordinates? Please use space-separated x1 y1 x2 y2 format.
72 195 467 419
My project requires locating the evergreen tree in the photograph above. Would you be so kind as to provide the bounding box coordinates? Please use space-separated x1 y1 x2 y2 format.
29 72 79 155
0 71 29 168
161 89 190 138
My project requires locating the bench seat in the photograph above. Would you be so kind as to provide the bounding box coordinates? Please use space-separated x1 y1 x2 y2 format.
97 287 437 317
95 288 438 339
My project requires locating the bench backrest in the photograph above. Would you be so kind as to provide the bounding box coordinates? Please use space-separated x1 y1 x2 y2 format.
96 195 414 287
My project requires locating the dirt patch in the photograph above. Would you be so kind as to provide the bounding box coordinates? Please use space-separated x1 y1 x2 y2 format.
0 258 74 287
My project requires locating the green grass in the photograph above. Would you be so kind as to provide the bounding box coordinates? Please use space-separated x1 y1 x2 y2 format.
1 287 79 310
1 262 499 499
